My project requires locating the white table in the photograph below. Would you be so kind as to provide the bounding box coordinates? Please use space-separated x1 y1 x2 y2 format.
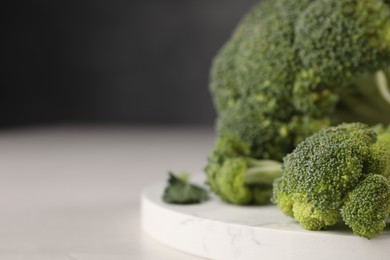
0 126 214 260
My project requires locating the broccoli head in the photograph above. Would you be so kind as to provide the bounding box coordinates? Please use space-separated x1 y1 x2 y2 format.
272 123 390 238
210 0 390 160
206 0 390 205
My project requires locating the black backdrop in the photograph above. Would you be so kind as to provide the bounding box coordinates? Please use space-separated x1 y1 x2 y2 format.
2 0 259 127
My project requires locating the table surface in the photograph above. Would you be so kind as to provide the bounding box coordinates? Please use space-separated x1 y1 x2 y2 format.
0 125 215 260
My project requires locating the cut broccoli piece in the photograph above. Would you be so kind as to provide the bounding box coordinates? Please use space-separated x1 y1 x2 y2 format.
205 134 281 205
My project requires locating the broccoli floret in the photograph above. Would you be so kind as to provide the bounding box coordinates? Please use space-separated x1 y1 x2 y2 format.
210 0 390 160
205 134 281 204
272 123 390 238
342 174 390 239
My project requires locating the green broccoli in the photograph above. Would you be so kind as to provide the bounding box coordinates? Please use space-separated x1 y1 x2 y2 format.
206 0 390 205
211 0 390 160
342 174 390 239
205 134 281 204
272 123 390 238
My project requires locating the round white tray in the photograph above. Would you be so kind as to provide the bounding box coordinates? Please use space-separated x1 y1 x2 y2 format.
141 175 390 260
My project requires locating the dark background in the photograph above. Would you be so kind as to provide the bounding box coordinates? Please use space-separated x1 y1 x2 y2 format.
2 0 259 127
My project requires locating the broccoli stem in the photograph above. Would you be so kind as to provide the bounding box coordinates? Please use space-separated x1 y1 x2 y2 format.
243 160 282 186
376 69 390 104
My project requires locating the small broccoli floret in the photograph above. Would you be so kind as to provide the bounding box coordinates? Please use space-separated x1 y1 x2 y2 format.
342 174 390 239
272 122 390 238
205 134 281 204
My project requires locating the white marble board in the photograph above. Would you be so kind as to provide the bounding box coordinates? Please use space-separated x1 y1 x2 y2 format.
141 175 390 260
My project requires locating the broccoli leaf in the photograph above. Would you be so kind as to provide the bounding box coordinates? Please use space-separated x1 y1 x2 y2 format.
162 172 209 204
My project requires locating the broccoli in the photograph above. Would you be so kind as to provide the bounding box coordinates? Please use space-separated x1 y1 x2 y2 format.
272 123 390 238
205 134 281 204
211 0 390 160
206 0 390 205
342 174 390 239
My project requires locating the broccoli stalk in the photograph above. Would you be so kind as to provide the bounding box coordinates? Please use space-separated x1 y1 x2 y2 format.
376 69 390 105
272 123 390 239
242 159 282 186
335 69 390 125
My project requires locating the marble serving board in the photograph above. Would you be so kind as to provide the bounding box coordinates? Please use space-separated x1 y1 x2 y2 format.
141 175 390 260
